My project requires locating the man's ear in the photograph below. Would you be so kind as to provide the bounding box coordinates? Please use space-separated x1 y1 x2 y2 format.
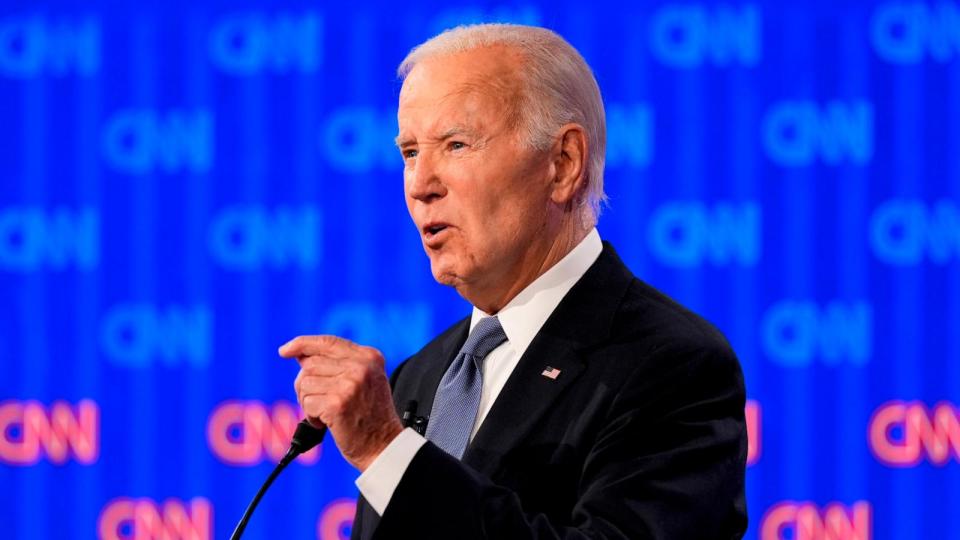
550 124 588 206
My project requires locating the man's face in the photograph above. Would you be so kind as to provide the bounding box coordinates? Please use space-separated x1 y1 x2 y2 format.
397 46 555 300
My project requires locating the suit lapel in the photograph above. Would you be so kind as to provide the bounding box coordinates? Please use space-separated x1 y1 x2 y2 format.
462 332 585 474
461 242 634 475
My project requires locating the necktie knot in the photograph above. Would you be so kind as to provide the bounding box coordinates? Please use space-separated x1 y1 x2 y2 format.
461 316 508 363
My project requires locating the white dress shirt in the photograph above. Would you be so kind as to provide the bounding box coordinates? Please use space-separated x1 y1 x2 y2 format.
355 228 603 516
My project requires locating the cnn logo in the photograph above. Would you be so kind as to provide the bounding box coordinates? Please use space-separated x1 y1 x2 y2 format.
207 400 320 465
0 399 99 465
98 497 212 540
869 400 960 466
746 399 761 466
761 501 871 540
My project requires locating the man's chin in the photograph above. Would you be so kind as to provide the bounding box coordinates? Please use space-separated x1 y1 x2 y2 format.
431 267 460 287
429 259 466 287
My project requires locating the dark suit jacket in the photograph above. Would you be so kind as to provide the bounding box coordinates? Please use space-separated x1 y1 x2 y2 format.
352 243 747 539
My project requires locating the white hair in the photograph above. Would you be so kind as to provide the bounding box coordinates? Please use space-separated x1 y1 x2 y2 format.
398 23 607 224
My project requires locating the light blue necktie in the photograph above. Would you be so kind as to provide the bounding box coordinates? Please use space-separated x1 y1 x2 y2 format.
425 316 508 459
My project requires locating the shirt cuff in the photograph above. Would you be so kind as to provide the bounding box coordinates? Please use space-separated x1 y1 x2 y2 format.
354 427 428 516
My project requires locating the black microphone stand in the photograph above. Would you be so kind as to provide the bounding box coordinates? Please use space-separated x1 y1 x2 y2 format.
229 420 327 540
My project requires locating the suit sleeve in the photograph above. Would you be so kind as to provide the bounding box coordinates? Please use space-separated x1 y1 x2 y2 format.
370 340 748 540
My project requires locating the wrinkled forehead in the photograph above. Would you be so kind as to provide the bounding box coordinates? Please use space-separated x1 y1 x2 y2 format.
398 46 525 123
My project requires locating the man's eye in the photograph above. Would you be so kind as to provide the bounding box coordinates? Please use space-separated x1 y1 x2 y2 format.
403 149 418 159
449 141 466 151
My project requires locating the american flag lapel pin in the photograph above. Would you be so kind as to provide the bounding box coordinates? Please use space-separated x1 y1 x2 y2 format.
541 366 561 380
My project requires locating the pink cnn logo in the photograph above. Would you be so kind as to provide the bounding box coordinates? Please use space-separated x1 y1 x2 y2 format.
746 400 761 466
0 399 99 465
869 400 960 467
316 498 357 540
98 497 212 540
207 400 320 465
761 500 871 540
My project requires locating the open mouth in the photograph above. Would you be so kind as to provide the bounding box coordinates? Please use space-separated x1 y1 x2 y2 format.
423 223 450 242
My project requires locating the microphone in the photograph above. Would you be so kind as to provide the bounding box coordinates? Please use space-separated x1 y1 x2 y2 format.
401 400 418 427
229 420 327 540
289 419 327 456
401 400 429 435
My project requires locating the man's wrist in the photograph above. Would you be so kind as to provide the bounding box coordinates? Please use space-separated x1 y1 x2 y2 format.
356 421 405 472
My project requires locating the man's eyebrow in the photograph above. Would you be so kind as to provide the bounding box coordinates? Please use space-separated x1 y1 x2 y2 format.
394 126 477 148
437 126 477 140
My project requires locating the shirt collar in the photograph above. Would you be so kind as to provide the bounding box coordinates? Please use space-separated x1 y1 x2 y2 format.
470 228 603 356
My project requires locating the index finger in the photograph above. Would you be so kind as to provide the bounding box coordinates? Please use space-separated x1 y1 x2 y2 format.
278 334 365 358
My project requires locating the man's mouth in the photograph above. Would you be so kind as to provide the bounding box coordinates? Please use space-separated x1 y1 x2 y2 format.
424 223 448 235
423 222 451 242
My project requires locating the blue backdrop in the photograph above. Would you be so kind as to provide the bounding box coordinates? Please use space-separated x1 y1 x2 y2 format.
2 1 959 539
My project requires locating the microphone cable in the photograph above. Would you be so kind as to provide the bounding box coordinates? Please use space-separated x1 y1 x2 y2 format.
229 420 327 540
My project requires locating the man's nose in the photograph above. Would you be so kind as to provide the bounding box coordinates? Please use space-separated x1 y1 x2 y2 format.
406 150 445 203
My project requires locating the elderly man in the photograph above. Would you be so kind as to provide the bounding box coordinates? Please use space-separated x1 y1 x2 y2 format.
280 24 747 539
